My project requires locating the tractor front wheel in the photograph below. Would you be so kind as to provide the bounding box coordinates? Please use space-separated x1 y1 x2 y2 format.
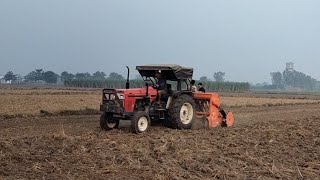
131 111 151 134
100 112 120 131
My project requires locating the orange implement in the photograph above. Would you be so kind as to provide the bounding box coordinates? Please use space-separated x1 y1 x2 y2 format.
193 92 234 128
226 112 234 127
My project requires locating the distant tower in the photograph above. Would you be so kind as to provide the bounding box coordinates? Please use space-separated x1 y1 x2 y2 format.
286 62 294 72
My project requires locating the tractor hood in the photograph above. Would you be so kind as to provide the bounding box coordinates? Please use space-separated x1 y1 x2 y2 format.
115 87 157 97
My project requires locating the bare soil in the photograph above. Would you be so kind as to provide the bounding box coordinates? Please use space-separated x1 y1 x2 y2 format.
1 104 320 179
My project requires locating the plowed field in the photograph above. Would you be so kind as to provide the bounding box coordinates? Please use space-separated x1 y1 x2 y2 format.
1 101 320 179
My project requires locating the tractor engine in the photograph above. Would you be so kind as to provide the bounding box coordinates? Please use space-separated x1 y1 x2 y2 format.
100 89 125 115
100 87 157 119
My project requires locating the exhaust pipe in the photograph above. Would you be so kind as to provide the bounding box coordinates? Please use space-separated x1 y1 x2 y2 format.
126 66 130 89
146 82 149 97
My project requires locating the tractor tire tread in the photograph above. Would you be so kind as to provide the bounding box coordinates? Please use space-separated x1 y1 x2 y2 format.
168 94 196 129
131 111 151 134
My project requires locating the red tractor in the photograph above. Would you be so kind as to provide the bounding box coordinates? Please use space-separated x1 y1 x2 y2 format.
100 64 234 133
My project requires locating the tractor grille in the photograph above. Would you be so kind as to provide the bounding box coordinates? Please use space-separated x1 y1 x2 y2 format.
101 89 124 113
100 100 122 113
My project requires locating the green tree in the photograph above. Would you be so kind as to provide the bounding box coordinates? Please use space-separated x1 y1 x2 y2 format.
43 71 58 83
24 71 36 82
92 71 106 80
283 70 317 91
24 69 44 82
34 69 44 81
270 71 283 89
199 76 208 82
4 71 17 81
60 71 74 81
108 72 124 80
75 72 91 79
213 71 226 82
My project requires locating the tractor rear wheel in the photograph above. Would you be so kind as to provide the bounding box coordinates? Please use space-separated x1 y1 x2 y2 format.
168 94 196 129
100 112 120 131
131 111 151 133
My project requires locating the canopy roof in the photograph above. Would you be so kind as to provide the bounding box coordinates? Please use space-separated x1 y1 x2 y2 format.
136 64 193 80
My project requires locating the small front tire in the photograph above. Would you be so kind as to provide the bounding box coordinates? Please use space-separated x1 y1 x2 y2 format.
100 112 120 131
131 111 151 134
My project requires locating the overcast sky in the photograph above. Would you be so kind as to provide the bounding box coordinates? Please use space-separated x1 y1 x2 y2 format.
0 0 319 83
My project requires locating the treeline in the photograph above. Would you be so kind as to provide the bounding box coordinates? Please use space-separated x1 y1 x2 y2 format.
204 82 250 92
2 69 250 92
64 79 250 92
271 70 318 91
1 69 127 84
64 79 145 89
1 69 59 84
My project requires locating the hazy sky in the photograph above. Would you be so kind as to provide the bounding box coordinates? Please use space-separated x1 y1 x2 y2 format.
0 0 319 83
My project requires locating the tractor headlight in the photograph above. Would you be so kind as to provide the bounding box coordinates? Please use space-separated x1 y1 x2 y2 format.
117 94 125 100
110 94 116 100
104 94 115 100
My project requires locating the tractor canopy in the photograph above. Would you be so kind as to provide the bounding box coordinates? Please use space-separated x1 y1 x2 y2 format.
136 64 193 81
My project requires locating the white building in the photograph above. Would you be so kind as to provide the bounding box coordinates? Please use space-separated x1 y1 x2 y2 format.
286 62 294 72
0 75 13 84
0 75 5 84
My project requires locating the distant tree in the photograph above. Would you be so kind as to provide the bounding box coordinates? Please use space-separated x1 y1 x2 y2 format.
43 71 58 83
60 71 74 81
75 72 91 79
283 70 295 88
270 72 283 89
92 71 106 80
283 70 317 90
16 74 23 84
108 72 124 80
34 69 44 81
4 71 17 81
24 69 44 82
213 71 226 82
199 76 208 82
24 72 36 82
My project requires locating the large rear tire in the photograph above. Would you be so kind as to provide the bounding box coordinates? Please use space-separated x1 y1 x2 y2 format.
100 112 120 131
131 111 151 134
168 94 196 129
